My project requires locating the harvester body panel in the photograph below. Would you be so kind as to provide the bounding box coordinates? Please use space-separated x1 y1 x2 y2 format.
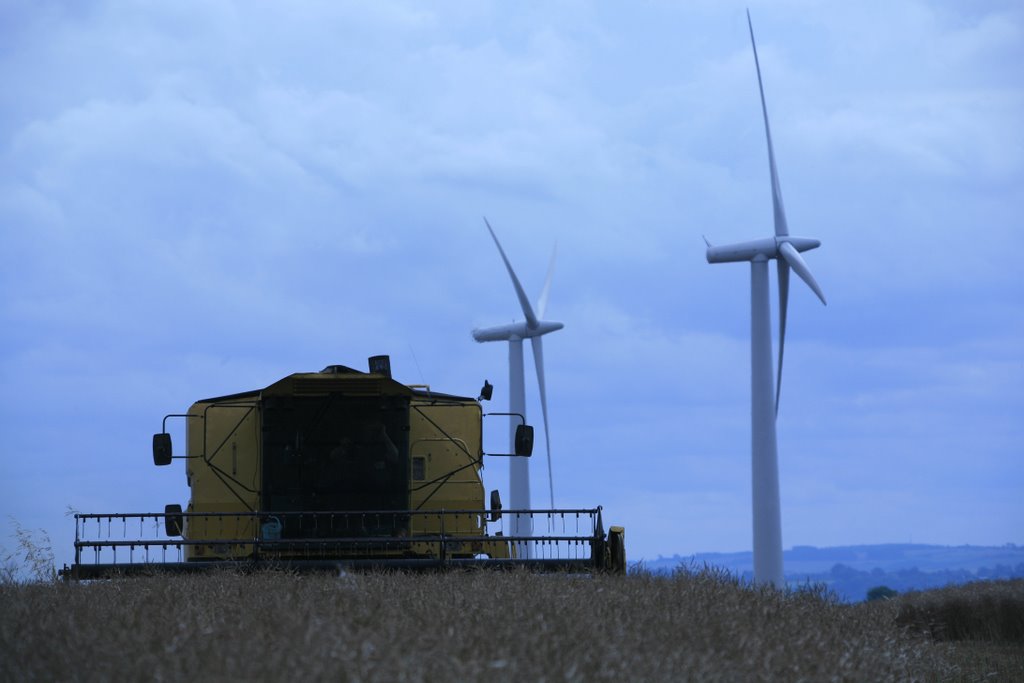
184 396 261 559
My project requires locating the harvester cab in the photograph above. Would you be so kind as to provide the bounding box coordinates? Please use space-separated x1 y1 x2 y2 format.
63 356 625 579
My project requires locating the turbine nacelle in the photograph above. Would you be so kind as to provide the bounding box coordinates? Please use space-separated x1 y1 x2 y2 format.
472 320 564 343
705 236 820 264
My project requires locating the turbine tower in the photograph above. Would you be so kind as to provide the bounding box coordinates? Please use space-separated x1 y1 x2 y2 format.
705 11 827 587
473 218 562 546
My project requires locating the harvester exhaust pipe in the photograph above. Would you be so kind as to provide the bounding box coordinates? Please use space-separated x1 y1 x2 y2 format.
368 355 392 378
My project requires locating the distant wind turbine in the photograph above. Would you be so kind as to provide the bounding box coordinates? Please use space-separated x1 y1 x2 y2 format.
705 11 827 587
473 218 562 547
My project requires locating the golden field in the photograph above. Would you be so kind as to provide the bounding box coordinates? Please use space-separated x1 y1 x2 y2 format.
2 568 1021 682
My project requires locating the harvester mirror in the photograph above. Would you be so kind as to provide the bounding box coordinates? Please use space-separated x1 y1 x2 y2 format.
489 489 502 522
153 433 173 466
164 504 183 537
478 380 493 401
514 425 534 457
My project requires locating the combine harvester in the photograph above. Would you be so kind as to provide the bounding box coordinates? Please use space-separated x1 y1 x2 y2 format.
63 356 625 579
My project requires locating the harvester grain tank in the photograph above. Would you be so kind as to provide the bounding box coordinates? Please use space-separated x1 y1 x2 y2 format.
64 356 625 578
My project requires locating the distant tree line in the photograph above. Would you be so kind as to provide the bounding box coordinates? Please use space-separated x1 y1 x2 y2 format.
785 563 1024 602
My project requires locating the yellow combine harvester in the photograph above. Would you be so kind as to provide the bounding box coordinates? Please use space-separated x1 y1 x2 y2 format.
64 356 625 579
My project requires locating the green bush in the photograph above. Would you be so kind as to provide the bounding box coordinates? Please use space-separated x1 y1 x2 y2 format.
867 585 898 601
895 579 1024 643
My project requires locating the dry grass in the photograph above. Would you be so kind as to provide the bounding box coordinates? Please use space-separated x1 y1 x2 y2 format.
1 567 984 682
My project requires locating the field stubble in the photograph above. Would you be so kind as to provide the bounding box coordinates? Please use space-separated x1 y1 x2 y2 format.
1 568 1020 682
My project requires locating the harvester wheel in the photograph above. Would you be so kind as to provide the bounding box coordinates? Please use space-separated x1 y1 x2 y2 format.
608 526 626 575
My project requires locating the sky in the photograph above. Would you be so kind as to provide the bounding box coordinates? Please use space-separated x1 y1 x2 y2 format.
1 0 1022 571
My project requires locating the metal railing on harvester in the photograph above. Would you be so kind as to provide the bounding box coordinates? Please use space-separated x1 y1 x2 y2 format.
62 508 611 580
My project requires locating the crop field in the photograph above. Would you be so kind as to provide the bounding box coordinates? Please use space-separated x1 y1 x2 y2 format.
2 568 1021 682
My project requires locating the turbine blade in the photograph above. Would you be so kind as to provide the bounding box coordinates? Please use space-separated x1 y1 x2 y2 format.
747 10 789 238
531 336 554 509
484 217 539 329
776 259 789 415
778 241 827 305
537 242 557 319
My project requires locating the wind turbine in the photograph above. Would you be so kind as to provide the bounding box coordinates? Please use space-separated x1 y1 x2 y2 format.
705 11 827 587
472 218 562 546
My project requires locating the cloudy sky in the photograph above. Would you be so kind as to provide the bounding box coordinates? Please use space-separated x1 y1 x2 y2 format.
2 0 1021 570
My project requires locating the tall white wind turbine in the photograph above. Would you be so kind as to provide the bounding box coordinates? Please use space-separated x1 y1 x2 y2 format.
473 218 562 545
705 11 827 587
